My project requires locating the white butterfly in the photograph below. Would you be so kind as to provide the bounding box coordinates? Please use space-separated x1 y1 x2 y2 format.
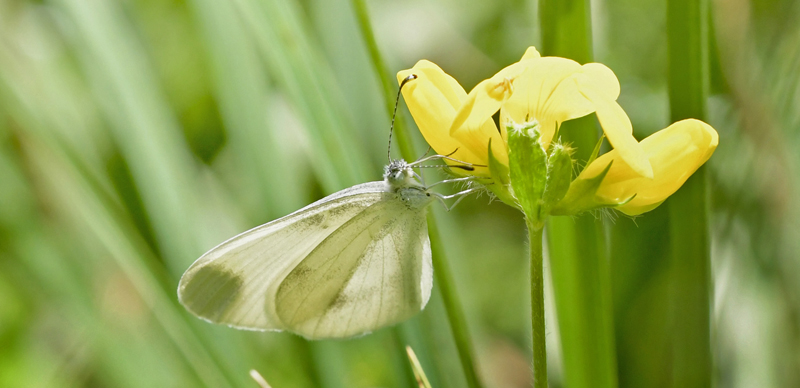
177 158 475 339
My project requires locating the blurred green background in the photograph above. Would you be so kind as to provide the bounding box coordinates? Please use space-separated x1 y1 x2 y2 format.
0 0 798 387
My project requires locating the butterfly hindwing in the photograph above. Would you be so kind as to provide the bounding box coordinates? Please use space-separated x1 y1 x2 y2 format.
177 182 389 330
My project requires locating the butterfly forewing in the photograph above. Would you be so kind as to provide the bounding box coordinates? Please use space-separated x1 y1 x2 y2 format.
275 198 432 339
178 182 389 330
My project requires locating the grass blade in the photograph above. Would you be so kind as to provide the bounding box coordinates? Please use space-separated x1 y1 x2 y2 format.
54 0 206 274
667 0 713 385
231 0 371 189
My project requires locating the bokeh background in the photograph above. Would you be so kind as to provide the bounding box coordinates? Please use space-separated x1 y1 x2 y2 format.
1 0 798 387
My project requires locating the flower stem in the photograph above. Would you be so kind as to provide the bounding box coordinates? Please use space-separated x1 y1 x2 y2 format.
527 221 548 388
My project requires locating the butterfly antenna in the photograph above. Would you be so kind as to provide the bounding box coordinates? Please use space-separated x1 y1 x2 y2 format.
389 74 418 162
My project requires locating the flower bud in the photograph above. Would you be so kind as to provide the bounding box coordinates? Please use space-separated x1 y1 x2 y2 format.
542 143 573 208
507 121 548 227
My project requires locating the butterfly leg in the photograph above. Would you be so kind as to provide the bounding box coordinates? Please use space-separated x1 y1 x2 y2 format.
432 187 484 211
413 170 426 186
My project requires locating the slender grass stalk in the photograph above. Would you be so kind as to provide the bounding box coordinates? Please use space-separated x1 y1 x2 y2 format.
540 1 618 387
188 0 304 219
406 346 433 388
349 0 414 162
0 18 256 385
231 0 370 190
667 0 713 385
427 217 482 388
55 0 206 275
527 223 547 388
350 1 483 387
25 139 237 387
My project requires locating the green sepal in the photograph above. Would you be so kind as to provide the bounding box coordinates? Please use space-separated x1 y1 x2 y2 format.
579 134 605 175
546 122 562 154
507 121 548 227
542 143 573 209
487 138 510 186
617 193 637 207
550 160 616 216
485 138 520 209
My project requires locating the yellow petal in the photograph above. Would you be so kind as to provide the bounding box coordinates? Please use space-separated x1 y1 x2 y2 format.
450 61 529 135
502 57 582 122
578 83 653 178
580 63 620 99
495 48 544 142
580 119 719 215
448 61 532 168
499 58 644 172
520 46 541 60
572 65 650 177
397 61 484 167
450 78 509 135
447 79 508 168
502 58 625 149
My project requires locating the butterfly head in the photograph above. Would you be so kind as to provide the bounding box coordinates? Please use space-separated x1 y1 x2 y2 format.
384 159 424 191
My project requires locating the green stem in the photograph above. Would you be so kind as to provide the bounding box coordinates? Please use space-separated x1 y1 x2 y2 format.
667 171 712 388
527 222 547 388
667 0 712 384
350 1 482 387
540 0 618 387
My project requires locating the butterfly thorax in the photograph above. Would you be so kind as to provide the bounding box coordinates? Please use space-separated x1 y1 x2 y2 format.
384 159 434 209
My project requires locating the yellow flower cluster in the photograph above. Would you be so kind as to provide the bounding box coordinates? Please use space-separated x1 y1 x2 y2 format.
397 47 718 216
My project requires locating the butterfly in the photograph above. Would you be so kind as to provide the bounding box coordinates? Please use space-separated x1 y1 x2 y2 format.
177 74 479 339
179 155 484 339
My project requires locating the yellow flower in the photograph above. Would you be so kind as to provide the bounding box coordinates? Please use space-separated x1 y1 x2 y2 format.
398 46 653 179
395 60 505 176
398 46 719 217
571 119 718 216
